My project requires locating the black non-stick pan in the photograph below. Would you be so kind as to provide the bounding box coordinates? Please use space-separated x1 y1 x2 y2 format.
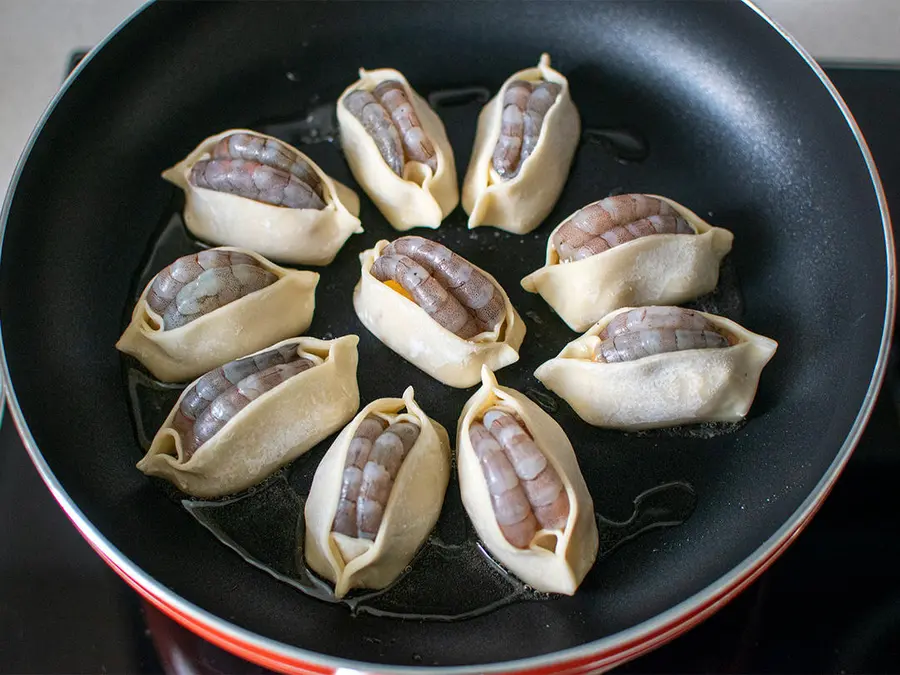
0 1 894 673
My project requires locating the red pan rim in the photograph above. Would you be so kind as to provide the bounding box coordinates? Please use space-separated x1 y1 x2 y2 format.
0 1 895 673
59 471 835 675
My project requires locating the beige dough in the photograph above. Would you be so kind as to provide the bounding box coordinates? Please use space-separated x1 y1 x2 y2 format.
534 308 778 429
162 129 362 266
116 247 318 383
521 195 734 332
337 69 458 230
462 53 580 234
304 387 451 598
457 367 599 595
137 335 360 498
353 240 526 388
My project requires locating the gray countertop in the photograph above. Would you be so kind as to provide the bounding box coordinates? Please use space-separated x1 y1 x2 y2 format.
1 0 898 204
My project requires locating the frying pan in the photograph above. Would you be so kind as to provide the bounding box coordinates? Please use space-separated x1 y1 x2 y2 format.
0 1 894 672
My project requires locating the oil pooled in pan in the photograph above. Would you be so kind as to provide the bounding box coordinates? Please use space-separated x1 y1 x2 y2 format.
117 93 754 619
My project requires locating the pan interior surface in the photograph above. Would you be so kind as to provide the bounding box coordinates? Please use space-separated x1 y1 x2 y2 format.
0 1 889 668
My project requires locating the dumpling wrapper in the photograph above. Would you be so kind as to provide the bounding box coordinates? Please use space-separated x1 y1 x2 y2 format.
337 68 458 230
457 366 599 595
137 335 360 498
462 53 580 235
353 240 526 388
162 129 362 266
521 196 734 332
304 386 451 598
534 308 778 430
116 247 318 383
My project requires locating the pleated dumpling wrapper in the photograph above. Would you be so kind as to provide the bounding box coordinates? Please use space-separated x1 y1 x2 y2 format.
304 387 451 598
457 367 599 595
534 306 778 430
521 194 734 332
353 236 526 388
116 247 318 383
162 129 362 266
137 335 360 498
337 68 458 230
462 53 580 234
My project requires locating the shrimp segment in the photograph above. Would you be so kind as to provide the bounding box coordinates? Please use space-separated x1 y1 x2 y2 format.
172 350 315 458
570 215 694 260
174 344 300 438
211 132 324 201
344 89 405 176
469 422 538 548
357 421 421 539
552 194 693 262
331 418 421 541
593 306 733 363
332 416 388 537
469 408 570 549
491 79 561 179
146 250 277 330
190 159 326 210
520 81 561 165
382 236 505 332
371 252 482 339
594 327 729 363
345 79 440 177
373 80 438 173
599 306 717 340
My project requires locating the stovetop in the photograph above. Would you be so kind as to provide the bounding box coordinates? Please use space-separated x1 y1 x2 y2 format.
1 65 898 675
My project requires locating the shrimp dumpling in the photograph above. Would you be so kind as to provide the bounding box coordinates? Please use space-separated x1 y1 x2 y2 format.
305 387 451 598
457 367 599 595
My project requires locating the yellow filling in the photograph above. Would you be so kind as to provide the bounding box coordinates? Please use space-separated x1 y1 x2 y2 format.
384 280 414 302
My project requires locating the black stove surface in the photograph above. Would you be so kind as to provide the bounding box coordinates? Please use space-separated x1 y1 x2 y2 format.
1 65 898 675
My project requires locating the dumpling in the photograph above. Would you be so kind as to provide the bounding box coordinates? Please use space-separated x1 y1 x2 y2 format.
116 247 318 382
337 68 458 230
353 236 526 388
462 53 580 234
521 194 734 332
162 129 362 266
137 335 360 498
457 367 598 595
304 386 451 598
534 306 778 430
